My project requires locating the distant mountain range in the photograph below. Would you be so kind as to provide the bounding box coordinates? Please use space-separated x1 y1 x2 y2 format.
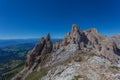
0 39 38 48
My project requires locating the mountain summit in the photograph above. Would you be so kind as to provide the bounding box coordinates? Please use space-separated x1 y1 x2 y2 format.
13 24 120 80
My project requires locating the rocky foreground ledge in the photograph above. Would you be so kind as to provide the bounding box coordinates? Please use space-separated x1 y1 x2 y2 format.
13 24 120 80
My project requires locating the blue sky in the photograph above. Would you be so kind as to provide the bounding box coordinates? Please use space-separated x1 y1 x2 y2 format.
0 0 120 39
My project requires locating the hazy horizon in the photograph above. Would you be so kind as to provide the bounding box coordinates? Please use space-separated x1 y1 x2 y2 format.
0 31 120 40
0 37 63 40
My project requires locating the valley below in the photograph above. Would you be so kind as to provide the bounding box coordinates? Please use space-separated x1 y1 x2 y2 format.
0 39 61 80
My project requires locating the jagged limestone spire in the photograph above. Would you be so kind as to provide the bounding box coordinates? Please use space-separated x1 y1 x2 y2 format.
46 33 51 41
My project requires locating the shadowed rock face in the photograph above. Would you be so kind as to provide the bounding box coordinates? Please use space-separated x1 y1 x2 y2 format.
13 24 120 80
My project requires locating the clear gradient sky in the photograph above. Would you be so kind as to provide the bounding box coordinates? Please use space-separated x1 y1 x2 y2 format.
0 0 120 39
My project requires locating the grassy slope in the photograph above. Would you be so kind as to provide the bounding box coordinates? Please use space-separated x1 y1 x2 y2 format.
1 64 24 80
25 68 48 80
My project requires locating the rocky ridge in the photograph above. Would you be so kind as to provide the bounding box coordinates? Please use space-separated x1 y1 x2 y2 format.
12 24 120 80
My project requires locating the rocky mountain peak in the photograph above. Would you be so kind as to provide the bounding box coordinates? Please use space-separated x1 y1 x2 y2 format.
89 28 98 33
13 24 120 80
72 24 82 33
61 24 88 46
